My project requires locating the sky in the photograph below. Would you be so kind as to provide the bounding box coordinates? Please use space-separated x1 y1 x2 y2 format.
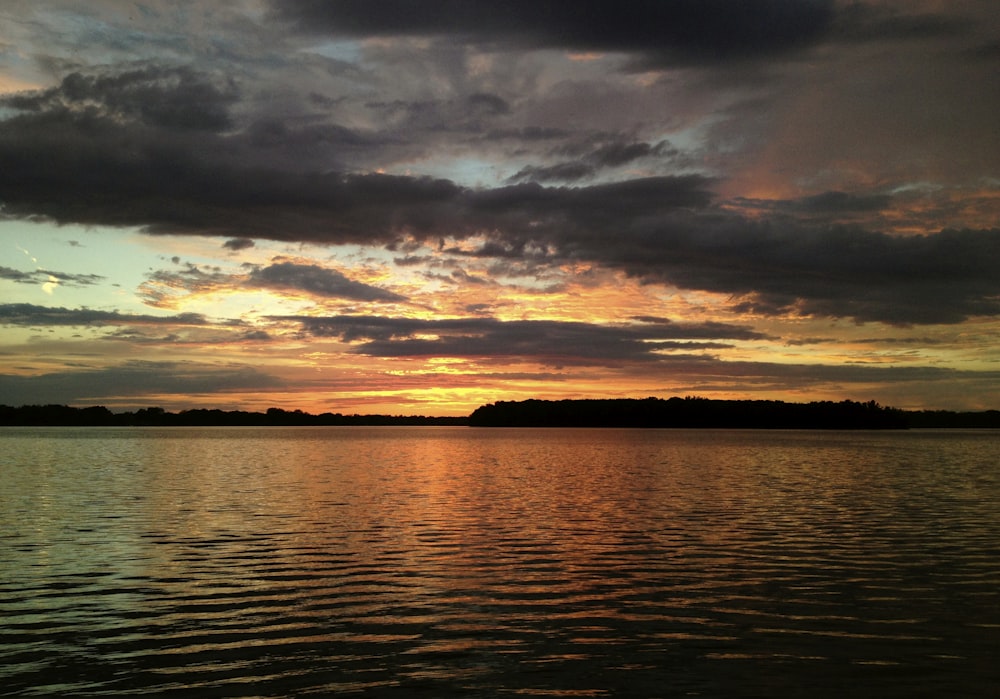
0 1 998 416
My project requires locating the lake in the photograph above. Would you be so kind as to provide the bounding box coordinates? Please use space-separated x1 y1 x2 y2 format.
1 427 998 697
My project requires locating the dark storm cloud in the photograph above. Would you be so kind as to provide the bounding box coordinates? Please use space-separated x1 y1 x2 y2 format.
0 361 283 407
275 314 764 365
248 262 406 302
0 303 211 327
272 0 836 65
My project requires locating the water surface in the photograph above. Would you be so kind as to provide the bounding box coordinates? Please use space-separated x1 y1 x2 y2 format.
1 427 998 697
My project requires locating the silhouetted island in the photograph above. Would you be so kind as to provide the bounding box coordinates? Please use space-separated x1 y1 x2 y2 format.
1 398 998 428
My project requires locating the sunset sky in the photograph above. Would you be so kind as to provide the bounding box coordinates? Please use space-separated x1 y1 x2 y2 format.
1 1 998 416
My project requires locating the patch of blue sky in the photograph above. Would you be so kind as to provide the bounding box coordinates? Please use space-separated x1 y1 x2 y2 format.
303 39 363 65
0 221 150 310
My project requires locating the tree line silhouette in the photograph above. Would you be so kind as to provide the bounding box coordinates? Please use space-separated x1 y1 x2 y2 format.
0 404 464 427
467 397 1000 429
1 397 998 428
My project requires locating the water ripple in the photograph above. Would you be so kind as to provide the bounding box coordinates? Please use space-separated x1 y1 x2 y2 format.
2 427 999 697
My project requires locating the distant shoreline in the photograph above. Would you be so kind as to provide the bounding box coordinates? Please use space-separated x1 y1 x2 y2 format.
2 398 999 429
469 398 1000 429
0 405 465 427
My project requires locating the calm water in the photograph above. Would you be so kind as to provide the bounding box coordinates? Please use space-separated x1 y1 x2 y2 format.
1 427 998 698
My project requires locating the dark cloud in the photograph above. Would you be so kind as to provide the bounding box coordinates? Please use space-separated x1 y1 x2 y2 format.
549 135 675 167
37 269 105 286
966 40 1000 59
5 66 237 132
725 191 895 223
272 0 836 65
0 78 713 241
509 137 674 183
787 191 893 214
223 238 255 251
447 269 493 287
2 58 998 328
508 162 596 184
140 260 408 304
0 267 104 287
0 303 211 327
648 357 1000 394
0 267 36 283
483 126 570 142
248 262 406 302
832 5 972 43
0 361 283 407
360 93 517 139
244 118 395 165
549 216 1000 325
139 263 236 308
266 311 1000 400
393 255 433 267
0 93 466 240
589 140 669 167
464 176 714 227
276 314 764 365
0 65 454 237
467 92 510 115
